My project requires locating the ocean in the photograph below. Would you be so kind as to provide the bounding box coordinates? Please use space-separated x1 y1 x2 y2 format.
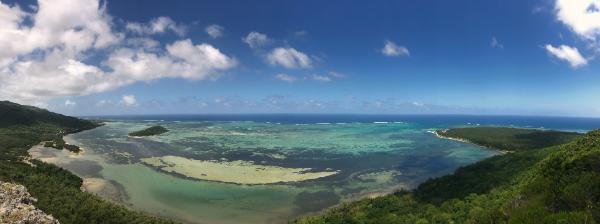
31 115 600 224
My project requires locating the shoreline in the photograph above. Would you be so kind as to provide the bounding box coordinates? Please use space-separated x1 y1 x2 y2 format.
27 122 501 224
26 125 118 195
27 132 133 206
429 129 510 154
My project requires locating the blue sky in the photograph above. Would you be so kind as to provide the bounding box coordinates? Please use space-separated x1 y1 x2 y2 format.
1 0 600 116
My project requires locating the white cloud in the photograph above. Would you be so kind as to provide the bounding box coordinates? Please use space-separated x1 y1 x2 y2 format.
266 47 311 69
107 39 237 81
164 39 237 79
545 44 588 68
0 0 236 106
205 24 223 38
121 95 137 106
64 99 76 106
491 37 504 49
381 40 410 57
275 73 298 83
242 31 271 48
0 0 121 66
126 16 186 36
555 0 600 40
310 74 332 82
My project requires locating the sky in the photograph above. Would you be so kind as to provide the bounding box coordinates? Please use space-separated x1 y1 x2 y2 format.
1 0 600 116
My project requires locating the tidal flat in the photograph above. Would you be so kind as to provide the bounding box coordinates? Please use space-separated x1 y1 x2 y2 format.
141 155 339 184
29 119 497 224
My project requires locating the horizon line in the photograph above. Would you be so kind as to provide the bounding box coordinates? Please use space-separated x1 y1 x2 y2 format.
76 113 600 120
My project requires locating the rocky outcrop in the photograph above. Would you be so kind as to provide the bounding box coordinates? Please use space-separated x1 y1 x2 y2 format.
0 181 59 224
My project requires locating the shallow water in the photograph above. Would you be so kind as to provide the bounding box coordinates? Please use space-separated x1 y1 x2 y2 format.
33 118 503 224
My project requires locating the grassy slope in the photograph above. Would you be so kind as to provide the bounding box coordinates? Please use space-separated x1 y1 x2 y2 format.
0 101 173 224
294 127 597 224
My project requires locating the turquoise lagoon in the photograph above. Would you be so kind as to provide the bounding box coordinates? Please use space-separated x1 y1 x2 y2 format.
32 116 505 224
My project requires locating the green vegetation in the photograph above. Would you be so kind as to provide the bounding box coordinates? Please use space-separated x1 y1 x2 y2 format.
436 127 581 151
0 101 173 224
294 127 598 224
63 144 81 153
129 125 169 137
43 138 81 153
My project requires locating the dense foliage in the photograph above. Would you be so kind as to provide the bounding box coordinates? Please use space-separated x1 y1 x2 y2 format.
129 125 169 137
0 101 173 224
436 127 581 151
43 138 81 153
294 127 598 224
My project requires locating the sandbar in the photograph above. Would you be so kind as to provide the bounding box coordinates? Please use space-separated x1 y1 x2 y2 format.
140 155 338 184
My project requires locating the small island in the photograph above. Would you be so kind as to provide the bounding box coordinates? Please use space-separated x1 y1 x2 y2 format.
128 126 169 137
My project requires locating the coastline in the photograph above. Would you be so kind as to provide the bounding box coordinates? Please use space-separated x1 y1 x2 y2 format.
429 129 472 144
28 133 131 204
429 129 510 154
27 131 417 224
27 122 502 224
26 124 125 196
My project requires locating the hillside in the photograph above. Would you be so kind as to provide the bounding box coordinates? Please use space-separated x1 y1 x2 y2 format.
294 127 598 224
0 101 173 224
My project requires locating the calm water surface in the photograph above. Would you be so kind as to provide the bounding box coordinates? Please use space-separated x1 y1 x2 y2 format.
36 115 600 224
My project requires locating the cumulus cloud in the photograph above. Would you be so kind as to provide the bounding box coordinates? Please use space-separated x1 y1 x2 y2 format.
126 16 186 36
275 73 298 83
266 47 312 69
106 39 237 81
242 31 271 48
0 0 236 106
555 0 600 40
381 40 410 57
545 44 588 68
205 24 223 38
0 0 121 66
120 95 137 106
